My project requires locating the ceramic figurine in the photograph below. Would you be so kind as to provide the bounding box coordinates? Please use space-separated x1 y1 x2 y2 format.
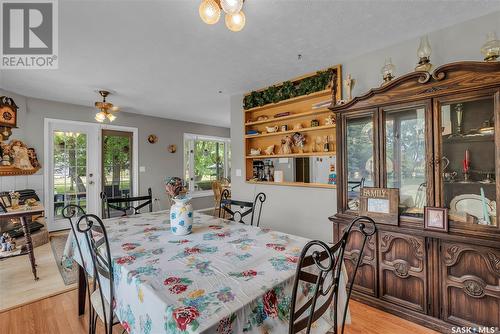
0 232 16 252
250 148 261 156
27 148 40 168
292 132 306 153
279 136 293 155
344 74 355 101
264 145 275 155
0 142 11 166
170 195 193 236
265 126 278 133
293 123 303 130
325 114 335 126
10 140 33 170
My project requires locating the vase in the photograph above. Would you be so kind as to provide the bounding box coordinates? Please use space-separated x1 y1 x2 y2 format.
170 195 193 235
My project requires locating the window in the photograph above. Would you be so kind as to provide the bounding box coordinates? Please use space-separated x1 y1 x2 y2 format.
184 133 231 196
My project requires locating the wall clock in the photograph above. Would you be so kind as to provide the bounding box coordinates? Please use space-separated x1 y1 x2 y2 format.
0 96 18 128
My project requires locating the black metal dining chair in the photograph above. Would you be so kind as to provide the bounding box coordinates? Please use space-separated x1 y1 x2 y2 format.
62 204 94 332
76 213 122 334
100 188 153 218
218 189 266 227
289 216 376 334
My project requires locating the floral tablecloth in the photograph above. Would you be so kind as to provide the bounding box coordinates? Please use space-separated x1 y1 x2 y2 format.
63 211 349 333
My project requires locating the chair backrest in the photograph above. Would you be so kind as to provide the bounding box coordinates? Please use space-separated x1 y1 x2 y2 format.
62 204 87 265
289 216 376 334
218 189 266 227
212 180 223 203
76 213 115 334
101 187 153 218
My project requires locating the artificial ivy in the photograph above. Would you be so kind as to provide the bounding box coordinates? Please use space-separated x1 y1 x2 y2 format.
243 69 334 110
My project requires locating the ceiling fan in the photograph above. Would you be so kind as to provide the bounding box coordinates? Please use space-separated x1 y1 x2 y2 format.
94 90 120 122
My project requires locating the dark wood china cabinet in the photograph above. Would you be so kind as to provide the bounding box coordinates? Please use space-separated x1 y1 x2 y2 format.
329 61 500 332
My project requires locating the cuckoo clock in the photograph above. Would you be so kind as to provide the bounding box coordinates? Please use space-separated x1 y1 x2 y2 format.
0 96 18 141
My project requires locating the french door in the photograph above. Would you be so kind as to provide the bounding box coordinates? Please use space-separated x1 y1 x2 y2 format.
45 120 100 231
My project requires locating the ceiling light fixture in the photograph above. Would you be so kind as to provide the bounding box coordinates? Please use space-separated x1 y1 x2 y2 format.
199 0 246 32
94 90 120 123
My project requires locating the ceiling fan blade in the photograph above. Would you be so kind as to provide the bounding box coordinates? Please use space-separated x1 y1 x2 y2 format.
111 105 120 112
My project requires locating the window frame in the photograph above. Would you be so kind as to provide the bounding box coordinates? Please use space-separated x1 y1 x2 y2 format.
183 133 231 198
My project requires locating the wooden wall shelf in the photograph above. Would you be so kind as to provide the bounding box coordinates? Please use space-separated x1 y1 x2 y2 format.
0 166 40 176
243 66 341 188
244 88 333 113
246 125 336 139
246 180 336 189
246 151 335 159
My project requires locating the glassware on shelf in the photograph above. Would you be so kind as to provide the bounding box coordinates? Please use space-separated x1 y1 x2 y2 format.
440 97 497 226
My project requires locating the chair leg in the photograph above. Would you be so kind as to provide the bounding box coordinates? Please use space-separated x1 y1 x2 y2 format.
92 313 98 334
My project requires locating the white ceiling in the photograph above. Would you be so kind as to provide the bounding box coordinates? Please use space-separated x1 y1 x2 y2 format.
1 0 500 127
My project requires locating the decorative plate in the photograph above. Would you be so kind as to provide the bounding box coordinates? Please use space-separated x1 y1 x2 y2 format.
147 134 158 144
449 194 496 219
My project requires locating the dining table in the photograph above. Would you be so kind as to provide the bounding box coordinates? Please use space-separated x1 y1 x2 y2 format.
63 210 350 333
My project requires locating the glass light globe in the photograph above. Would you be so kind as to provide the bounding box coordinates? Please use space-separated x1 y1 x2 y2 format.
199 0 221 25
481 32 500 61
107 113 117 122
95 112 106 122
417 35 432 59
220 0 243 14
381 57 395 83
225 11 245 32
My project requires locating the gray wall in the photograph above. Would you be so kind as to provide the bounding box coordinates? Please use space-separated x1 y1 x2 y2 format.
230 10 500 241
0 89 230 211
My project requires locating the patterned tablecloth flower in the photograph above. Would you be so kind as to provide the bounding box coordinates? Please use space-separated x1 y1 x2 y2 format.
64 211 349 333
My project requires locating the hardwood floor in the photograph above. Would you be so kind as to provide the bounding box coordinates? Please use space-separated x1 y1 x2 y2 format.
0 241 76 312
1 288 437 334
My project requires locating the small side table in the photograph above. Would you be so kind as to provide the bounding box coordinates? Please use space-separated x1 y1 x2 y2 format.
0 206 44 280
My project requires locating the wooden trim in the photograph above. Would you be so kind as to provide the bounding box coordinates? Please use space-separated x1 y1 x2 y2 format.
330 61 500 113
245 151 335 159
244 64 342 97
246 180 336 189
0 166 41 176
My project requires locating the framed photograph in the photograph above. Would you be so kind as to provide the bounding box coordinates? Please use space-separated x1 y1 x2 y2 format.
359 187 399 226
424 207 448 232
0 195 11 208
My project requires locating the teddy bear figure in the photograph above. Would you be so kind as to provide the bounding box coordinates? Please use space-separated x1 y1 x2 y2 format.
10 140 33 170
0 232 16 252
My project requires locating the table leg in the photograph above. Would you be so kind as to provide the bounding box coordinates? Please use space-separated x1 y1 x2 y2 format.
78 264 87 316
20 216 38 280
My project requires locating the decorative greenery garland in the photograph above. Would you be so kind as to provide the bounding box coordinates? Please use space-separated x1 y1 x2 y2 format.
243 69 334 110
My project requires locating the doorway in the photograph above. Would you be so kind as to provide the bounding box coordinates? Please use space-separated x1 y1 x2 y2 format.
44 119 138 231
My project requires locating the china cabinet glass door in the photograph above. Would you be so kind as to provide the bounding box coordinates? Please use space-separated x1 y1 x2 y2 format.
345 114 376 211
436 93 498 227
382 102 431 217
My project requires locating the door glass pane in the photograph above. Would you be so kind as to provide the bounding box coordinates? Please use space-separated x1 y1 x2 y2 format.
102 130 132 199
346 116 374 211
53 131 87 219
385 106 426 216
441 97 497 226
194 139 225 191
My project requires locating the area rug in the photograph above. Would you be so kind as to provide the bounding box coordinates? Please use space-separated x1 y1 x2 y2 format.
50 233 78 285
